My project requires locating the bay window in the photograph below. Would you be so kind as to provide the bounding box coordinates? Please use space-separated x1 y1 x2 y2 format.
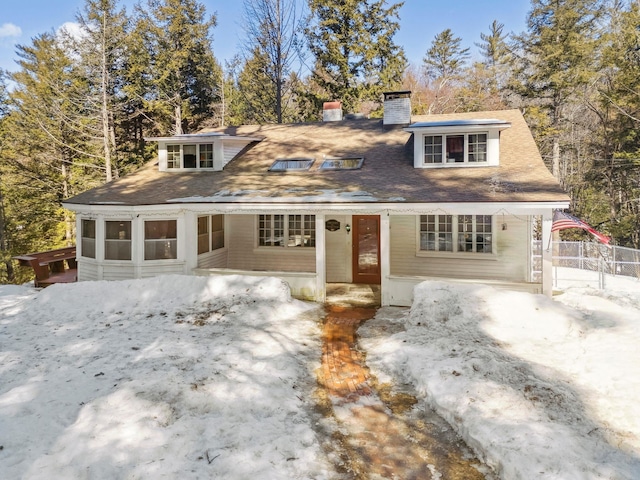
145 220 177 260
105 220 132 260
81 219 96 259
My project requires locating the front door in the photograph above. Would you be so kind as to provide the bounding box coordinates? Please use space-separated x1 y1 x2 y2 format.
352 215 381 284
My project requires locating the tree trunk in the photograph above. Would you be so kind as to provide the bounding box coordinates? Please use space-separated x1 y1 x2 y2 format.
174 101 183 135
552 136 560 181
101 13 113 183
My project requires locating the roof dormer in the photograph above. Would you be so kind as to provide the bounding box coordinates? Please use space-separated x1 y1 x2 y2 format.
404 119 511 169
146 133 262 172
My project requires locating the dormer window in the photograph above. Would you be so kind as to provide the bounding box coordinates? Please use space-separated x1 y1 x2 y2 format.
424 133 487 165
147 132 263 172
167 144 213 170
406 119 510 169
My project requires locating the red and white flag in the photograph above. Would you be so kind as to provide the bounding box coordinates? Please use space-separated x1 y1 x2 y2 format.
552 211 611 245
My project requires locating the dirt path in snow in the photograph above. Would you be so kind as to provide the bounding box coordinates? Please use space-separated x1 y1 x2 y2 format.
314 305 492 479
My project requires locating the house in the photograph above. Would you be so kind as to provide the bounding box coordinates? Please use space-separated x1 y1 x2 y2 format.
62 93 570 306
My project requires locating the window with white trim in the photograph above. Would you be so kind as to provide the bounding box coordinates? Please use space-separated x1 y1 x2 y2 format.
197 214 224 254
258 214 315 247
105 220 132 260
199 144 213 168
81 219 96 258
144 220 177 260
423 133 487 164
420 215 493 254
166 144 215 170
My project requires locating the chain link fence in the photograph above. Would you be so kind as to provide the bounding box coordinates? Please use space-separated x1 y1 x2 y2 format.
532 241 640 290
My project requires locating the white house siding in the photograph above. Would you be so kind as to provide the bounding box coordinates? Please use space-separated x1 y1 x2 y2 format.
223 141 249 167
389 215 529 282
78 261 99 281
140 262 186 278
226 215 316 273
197 249 228 269
102 264 136 281
325 215 351 282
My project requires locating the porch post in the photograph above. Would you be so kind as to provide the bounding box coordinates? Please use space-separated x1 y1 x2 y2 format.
315 213 326 303
542 210 553 296
380 211 391 306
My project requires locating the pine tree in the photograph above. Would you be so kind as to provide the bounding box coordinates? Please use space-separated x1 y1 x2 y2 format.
3 33 96 260
136 0 222 134
511 0 603 182
306 0 406 113
73 0 131 182
422 29 469 114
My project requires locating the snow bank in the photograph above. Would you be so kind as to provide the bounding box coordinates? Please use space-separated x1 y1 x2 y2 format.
0 275 331 479
360 281 640 480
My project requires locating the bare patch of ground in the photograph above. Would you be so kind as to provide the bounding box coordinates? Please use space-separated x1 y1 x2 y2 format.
311 305 494 479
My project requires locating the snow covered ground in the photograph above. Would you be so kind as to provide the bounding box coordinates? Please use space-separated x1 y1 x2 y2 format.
360 272 640 480
1 271 639 479
0 276 332 479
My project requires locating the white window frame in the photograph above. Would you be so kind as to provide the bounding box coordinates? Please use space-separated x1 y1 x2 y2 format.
80 218 96 259
423 133 488 165
257 214 316 248
197 214 225 255
417 214 495 257
166 144 215 170
144 219 178 261
104 219 132 261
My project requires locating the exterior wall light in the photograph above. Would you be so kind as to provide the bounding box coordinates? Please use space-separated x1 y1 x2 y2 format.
345 224 351 234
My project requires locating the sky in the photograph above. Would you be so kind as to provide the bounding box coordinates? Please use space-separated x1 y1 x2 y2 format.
1 269 639 478
0 0 531 73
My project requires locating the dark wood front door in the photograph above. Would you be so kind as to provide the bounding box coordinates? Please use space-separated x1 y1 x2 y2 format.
352 215 381 284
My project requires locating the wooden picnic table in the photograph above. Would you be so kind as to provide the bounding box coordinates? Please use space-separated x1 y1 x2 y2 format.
13 246 77 288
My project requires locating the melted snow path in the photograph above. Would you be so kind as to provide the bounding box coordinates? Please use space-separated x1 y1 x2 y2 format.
318 305 492 479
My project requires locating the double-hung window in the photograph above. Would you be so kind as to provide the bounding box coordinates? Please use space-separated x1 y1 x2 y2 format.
81 219 96 258
145 220 177 260
420 215 493 254
105 220 132 260
258 214 315 247
423 133 487 164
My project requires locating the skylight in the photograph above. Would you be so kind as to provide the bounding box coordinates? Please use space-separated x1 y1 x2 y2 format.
268 158 314 172
319 157 364 170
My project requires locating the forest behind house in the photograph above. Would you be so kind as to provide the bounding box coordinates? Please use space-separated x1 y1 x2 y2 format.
1 0 638 284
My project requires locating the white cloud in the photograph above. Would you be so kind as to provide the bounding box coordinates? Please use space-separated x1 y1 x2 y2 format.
0 23 22 38
56 22 84 41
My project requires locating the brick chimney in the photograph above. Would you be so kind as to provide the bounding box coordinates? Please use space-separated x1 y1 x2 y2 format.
322 101 343 122
383 91 411 126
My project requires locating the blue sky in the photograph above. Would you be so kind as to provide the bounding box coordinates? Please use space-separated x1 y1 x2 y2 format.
0 0 530 73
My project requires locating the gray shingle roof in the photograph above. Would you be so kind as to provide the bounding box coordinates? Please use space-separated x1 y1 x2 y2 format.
64 109 569 207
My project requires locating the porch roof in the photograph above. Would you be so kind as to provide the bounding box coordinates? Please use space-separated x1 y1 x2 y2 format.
64 109 569 207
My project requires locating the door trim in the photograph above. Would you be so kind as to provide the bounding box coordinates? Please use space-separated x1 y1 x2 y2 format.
352 215 381 284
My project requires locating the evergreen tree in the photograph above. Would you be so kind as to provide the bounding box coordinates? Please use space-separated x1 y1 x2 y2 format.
3 33 95 262
422 29 469 114
511 0 603 182
136 0 222 134
306 0 406 113
73 0 131 182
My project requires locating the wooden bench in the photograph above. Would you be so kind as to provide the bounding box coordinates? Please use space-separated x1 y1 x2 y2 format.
13 246 78 288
